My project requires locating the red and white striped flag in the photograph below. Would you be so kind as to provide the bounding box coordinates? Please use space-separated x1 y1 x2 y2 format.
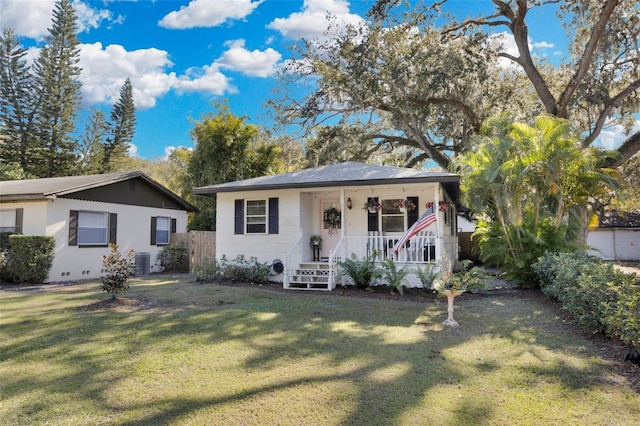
392 205 436 253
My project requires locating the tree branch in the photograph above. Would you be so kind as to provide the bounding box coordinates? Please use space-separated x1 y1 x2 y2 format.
583 78 640 148
557 0 621 117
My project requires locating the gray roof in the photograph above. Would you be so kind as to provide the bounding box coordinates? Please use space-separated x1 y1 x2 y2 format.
598 211 640 228
193 161 460 200
0 171 197 211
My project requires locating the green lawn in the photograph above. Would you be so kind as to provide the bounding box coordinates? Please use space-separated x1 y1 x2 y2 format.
1 275 639 425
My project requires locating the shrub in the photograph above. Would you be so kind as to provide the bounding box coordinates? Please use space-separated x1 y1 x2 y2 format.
194 255 270 284
379 258 409 295
532 252 640 348
415 262 439 292
338 252 382 289
101 243 136 300
4 235 55 284
156 243 188 272
193 258 222 282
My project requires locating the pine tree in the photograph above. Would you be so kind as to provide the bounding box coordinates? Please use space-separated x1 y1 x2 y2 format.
78 108 109 174
102 78 136 173
31 0 82 177
0 28 39 176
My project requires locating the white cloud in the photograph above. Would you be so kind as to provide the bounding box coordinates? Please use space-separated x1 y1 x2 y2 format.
488 32 532 70
533 41 555 49
127 143 138 158
163 145 192 160
79 42 179 109
174 64 235 95
215 39 282 77
77 42 240 109
268 0 364 40
594 119 640 150
159 0 263 29
0 0 119 39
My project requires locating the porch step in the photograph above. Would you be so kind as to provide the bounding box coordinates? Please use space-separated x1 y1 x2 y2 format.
287 262 333 291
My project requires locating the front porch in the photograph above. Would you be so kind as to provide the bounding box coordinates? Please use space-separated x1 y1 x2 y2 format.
284 233 444 291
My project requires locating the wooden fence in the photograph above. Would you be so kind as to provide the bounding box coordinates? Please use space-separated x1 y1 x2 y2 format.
171 231 216 272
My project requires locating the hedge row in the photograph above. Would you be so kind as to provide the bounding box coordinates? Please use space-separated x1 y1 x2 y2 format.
0 234 55 284
532 252 640 348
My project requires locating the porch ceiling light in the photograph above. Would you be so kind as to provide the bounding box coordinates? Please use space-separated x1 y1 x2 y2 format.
347 198 353 209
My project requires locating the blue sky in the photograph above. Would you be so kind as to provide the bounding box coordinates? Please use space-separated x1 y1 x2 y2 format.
1 0 633 160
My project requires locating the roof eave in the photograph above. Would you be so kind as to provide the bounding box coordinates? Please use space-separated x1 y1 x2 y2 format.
193 175 460 196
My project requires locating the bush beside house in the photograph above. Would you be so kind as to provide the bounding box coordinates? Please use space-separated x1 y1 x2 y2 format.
0 234 55 284
533 252 640 349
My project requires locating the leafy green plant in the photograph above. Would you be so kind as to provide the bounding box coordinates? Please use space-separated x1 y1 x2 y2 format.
101 243 136 300
309 234 322 249
4 235 55 284
338 252 382 289
156 243 188 272
532 252 639 348
194 255 270 284
415 262 439 293
436 260 487 293
379 258 409 295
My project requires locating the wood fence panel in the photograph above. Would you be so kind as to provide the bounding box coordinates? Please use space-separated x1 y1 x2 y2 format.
171 231 216 272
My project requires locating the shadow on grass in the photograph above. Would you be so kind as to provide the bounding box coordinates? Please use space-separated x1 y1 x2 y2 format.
0 276 636 425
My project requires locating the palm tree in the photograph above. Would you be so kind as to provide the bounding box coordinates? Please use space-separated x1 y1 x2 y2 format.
453 114 618 285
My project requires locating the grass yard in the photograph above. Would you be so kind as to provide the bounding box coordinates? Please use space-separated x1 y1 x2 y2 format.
1 275 639 425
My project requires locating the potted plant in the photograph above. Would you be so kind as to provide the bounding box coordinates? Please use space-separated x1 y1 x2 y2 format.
310 234 322 261
309 234 322 248
393 199 416 212
363 200 381 213
435 260 487 326
439 201 449 212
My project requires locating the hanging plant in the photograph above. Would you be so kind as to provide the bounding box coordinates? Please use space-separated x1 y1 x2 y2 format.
363 200 381 213
323 207 341 228
393 199 416 212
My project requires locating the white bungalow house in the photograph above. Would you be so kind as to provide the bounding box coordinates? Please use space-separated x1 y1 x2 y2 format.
193 162 461 290
0 171 197 283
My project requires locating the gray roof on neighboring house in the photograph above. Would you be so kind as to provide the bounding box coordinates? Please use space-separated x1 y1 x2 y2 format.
598 211 640 228
0 171 197 211
193 161 460 199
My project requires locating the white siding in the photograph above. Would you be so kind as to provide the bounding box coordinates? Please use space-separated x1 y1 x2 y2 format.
216 182 455 266
1 198 188 282
587 229 640 261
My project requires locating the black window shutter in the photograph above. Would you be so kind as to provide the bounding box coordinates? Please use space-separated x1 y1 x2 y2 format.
109 213 117 245
234 199 244 234
367 197 379 232
268 198 279 234
69 210 78 246
407 196 419 227
150 217 157 245
171 218 177 234
15 208 23 234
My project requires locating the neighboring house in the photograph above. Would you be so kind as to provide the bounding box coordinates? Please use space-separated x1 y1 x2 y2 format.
193 162 461 290
587 211 640 261
0 171 197 282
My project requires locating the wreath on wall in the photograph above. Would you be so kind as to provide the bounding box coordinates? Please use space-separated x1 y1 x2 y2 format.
323 207 341 228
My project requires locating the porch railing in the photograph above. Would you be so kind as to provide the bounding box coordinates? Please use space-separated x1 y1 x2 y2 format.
283 232 303 289
339 233 436 264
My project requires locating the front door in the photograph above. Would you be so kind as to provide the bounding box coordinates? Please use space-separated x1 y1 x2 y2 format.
319 199 341 259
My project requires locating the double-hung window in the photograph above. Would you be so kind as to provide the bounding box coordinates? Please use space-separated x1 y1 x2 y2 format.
156 216 171 245
0 208 23 233
246 200 267 234
381 199 405 232
78 211 108 245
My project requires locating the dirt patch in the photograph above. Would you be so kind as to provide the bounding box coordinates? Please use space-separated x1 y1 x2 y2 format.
82 296 153 311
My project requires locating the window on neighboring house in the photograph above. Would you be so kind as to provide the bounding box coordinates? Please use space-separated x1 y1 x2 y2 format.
246 200 267 233
78 211 108 245
0 208 23 233
151 216 175 245
381 199 405 232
